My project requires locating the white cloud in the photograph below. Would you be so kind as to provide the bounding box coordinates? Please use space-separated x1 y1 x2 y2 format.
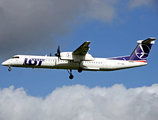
0 84 158 120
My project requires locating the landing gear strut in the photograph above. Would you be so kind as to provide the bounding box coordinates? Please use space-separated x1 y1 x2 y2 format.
8 66 12 71
67 69 74 79
78 67 82 73
78 62 82 73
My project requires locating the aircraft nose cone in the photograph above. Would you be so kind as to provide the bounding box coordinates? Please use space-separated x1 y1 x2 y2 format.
2 61 9 66
2 61 6 66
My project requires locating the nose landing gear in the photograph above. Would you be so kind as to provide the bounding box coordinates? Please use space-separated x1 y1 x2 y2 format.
8 66 12 71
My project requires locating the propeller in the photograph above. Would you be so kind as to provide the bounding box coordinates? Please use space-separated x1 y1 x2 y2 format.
55 45 61 58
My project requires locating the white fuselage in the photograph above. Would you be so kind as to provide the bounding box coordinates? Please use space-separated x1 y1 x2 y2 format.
2 55 147 71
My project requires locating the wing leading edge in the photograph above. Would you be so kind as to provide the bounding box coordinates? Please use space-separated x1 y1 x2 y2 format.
73 41 91 55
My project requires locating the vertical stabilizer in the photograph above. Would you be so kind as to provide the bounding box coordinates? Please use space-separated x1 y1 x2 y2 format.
129 37 156 62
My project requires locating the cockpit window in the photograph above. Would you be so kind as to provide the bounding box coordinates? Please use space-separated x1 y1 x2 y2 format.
11 56 19 59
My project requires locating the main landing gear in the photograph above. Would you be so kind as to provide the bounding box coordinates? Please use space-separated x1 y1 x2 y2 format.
67 68 82 79
67 69 74 79
78 67 82 73
67 62 82 79
78 62 82 73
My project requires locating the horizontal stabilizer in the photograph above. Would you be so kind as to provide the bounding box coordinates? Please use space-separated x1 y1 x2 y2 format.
137 37 156 44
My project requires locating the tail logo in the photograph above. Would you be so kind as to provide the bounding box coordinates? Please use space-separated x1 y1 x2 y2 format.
135 44 150 59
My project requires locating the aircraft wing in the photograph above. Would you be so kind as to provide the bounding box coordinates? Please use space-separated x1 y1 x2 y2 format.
73 41 91 55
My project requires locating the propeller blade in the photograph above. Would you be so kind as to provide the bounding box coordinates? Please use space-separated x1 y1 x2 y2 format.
57 46 60 54
55 45 61 57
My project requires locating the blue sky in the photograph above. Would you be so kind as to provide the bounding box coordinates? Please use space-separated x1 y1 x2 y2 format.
0 0 158 119
1 0 157 97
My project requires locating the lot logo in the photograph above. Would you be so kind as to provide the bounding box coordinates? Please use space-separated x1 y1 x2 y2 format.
135 44 150 59
23 58 45 66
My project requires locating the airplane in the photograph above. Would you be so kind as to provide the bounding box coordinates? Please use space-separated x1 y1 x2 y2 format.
2 37 156 79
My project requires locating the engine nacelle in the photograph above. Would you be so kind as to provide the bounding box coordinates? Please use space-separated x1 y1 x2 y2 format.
60 52 94 62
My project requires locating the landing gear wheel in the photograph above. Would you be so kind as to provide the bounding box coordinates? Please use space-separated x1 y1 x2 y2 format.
78 67 82 73
67 69 74 79
69 74 74 79
8 67 12 71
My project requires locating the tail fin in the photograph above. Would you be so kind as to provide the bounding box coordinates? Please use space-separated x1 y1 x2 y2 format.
129 37 156 62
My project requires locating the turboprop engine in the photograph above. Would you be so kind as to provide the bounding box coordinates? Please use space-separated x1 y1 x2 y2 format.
60 52 94 62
